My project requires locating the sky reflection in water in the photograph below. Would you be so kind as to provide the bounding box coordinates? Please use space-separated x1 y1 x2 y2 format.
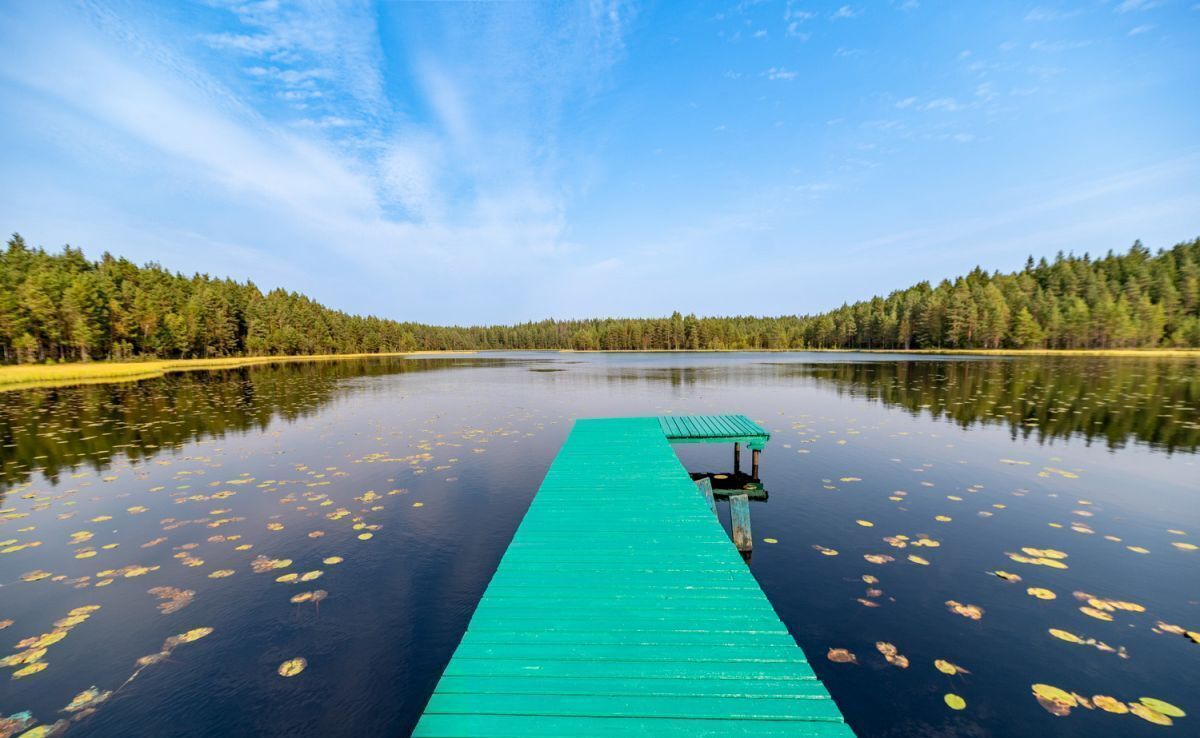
1 352 1197 737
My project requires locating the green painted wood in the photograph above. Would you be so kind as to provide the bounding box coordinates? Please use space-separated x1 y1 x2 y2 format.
414 714 856 738
659 414 770 450
412 416 852 738
432 675 829 698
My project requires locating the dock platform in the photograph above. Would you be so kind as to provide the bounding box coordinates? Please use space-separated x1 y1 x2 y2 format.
413 415 853 737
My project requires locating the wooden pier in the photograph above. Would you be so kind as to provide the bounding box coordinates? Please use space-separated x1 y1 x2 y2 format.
413 415 853 737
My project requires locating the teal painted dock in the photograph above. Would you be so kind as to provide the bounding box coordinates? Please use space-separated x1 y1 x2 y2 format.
659 413 771 449
413 415 853 737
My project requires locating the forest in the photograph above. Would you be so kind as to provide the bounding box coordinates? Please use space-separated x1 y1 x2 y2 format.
1 232 1198 362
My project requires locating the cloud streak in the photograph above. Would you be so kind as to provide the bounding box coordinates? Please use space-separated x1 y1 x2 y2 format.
0 0 1195 323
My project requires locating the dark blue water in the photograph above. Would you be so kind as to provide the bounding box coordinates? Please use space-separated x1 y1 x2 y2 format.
1 353 1197 736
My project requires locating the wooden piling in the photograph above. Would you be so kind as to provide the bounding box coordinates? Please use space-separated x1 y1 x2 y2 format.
751 448 761 480
734 442 741 473
729 493 752 552
695 477 716 514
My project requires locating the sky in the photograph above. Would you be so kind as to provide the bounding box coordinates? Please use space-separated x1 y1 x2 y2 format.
1 1 1198 325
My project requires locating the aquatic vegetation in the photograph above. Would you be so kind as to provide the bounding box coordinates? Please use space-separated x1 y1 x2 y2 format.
278 658 307 677
171 628 214 646
251 556 292 573
945 601 984 620
147 587 194 614
12 662 47 679
934 660 969 676
16 724 68 738
1047 628 1128 658
826 648 856 664
1032 684 1076 716
944 694 966 711
1092 695 1128 714
63 687 111 713
1005 548 1069 569
0 352 1196 736
1139 698 1185 718
875 642 909 668
289 590 327 604
0 712 36 737
1030 684 1187 726
1154 621 1200 645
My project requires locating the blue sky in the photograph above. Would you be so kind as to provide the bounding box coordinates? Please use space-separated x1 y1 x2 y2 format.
1 1 1197 324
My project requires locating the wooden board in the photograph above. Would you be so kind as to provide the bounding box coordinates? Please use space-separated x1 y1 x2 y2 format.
412 417 852 737
659 414 770 450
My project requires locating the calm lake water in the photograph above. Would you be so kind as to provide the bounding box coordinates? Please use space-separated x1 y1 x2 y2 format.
1 352 1198 737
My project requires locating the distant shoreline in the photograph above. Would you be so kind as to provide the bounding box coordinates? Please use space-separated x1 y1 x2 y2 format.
556 348 1200 357
3 347 1197 392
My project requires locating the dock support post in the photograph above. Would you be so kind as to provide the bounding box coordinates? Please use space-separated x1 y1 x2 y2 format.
734 442 741 473
730 494 752 552
751 449 760 480
695 477 716 514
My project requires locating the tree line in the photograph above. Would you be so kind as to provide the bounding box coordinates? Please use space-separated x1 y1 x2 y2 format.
1 232 1198 363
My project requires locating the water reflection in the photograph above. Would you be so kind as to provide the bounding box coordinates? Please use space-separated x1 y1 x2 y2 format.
788 357 1200 453
7 354 1195 493
0 357 505 488
541 354 1200 452
1 352 1197 737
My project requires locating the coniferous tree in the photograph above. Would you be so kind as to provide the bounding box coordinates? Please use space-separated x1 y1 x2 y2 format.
0 233 1197 362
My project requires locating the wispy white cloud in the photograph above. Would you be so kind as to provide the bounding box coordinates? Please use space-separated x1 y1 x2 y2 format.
1 0 1195 323
0 0 639 321
1128 23 1156 34
202 0 387 121
1030 39 1093 51
784 2 814 38
924 97 963 112
1116 0 1162 12
1024 7 1083 21
292 115 363 129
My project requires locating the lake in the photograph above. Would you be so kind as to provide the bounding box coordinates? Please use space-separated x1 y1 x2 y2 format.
1 352 1197 737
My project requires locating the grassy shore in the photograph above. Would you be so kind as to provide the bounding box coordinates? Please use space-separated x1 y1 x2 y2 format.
0 352 472 392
